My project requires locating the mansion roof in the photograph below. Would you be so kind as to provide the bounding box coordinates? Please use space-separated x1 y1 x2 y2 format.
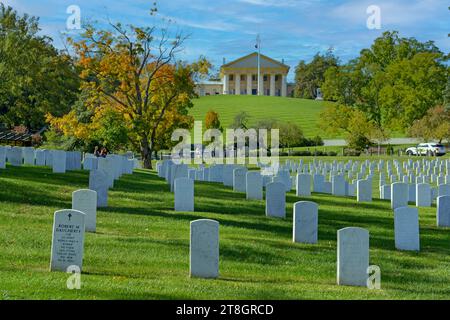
221 52 290 73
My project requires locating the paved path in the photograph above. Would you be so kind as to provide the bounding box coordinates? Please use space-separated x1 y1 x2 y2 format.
323 138 421 147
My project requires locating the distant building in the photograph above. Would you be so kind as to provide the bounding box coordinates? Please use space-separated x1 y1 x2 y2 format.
195 80 223 96
195 52 290 97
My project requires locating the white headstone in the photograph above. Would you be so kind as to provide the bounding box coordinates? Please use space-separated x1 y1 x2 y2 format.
190 219 219 279
296 173 311 196
0 146 6 169
72 189 97 233
97 157 114 188
223 164 237 187
380 184 391 200
266 182 286 218
438 184 450 197
44 150 52 166
89 169 109 207
52 150 67 173
356 179 372 202
416 183 431 207
246 171 263 200
50 209 85 272
35 149 46 166
23 147 35 165
293 201 318 244
332 175 346 196
8 147 22 166
391 182 408 209
174 177 194 212
233 167 248 193
394 207 420 251
337 227 369 287
437 195 450 227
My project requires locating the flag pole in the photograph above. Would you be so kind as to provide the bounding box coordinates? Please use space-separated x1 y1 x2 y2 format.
257 34 261 96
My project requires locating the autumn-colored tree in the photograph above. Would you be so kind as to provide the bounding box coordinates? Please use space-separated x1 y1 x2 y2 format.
205 110 222 131
47 20 208 168
409 105 450 143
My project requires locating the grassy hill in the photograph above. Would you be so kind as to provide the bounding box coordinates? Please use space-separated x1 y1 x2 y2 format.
190 95 329 138
1 164 449 299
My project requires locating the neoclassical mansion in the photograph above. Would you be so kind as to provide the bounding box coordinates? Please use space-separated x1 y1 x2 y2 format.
195 52 291 97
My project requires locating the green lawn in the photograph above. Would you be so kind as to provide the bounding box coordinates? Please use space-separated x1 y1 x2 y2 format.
0 164 449 300
190 95 329 138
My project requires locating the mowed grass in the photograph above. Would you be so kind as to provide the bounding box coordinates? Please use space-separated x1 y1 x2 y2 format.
0 164 449 300
190 95 329 138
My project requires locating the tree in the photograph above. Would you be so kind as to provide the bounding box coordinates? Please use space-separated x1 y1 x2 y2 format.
48 19 207 169
319 103 376 150
278 121 304 151
0 4 79 130
294 49 338 99
205 110 222 131
231 111 251 130
322 31 448 137
409 105 450 143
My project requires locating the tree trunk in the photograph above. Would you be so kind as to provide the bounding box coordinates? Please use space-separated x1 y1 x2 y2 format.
140 137 153 169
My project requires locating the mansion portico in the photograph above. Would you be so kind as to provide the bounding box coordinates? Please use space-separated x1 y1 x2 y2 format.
221 52 290 97
195 52 290 97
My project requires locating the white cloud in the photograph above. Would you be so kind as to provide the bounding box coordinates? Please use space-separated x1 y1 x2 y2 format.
238 0 299 7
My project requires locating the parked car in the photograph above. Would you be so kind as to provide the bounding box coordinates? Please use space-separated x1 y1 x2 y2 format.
405 143 446 156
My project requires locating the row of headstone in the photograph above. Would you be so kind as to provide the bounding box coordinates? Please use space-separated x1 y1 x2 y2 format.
190 217 374 288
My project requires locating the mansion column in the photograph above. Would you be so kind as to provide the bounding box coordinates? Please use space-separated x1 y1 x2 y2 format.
235 73 241 95
281 74 287 97
247 73 252 95
270 74 276 96
223 74 229 95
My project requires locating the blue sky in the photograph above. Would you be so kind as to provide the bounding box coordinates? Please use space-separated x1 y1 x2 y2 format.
3 0 449 81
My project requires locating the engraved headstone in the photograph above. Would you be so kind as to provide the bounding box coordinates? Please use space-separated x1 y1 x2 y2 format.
50 209 85 272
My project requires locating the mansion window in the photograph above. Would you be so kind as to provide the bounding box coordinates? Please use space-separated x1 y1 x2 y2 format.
229 75 234 81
